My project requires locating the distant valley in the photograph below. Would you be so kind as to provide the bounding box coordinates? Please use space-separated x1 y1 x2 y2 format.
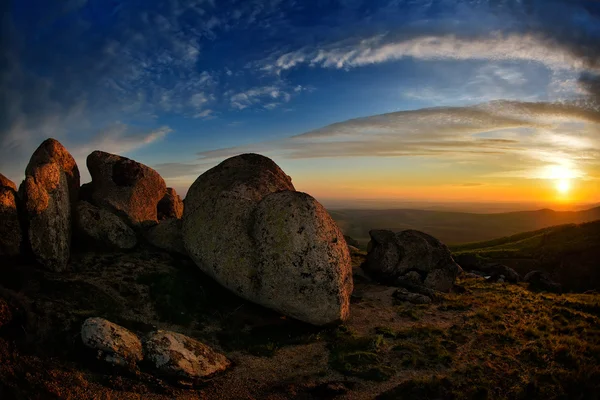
329 206 600 247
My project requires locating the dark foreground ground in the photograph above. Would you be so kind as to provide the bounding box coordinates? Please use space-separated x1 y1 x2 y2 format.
1 249 599 399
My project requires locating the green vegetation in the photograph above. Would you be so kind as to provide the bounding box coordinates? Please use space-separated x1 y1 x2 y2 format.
327 326 395 381
376 280 600 399
450 220 600 292
330 206 600 247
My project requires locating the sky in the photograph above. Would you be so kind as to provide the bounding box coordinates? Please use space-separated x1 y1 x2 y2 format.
1 0 600 209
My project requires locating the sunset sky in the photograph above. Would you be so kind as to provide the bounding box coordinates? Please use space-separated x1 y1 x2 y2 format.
1 0 599 208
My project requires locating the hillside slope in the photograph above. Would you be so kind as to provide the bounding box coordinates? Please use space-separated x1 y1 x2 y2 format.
330 207 600 247
450 220 600 292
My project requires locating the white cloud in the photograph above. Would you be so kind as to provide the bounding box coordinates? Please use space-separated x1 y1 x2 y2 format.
261 33 597 75
230 85 291 110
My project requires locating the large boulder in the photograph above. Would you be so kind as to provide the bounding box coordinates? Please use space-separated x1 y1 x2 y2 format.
363 229 461 292
144 330 230 380
183 153 352 325
75 201 137 250
81 317 143 367
145 218 186 255
252 191 353 325
21 139 79 271
0 174 22 257
86 151 166 227
25 138 80 204
157 187 184 220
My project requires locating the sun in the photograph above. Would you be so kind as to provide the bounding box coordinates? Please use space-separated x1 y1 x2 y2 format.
555 179 571 195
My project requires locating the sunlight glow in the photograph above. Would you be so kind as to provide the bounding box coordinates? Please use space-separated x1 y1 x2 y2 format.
555 179 571 194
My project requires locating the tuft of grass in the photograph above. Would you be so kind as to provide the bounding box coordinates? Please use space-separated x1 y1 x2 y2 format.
327 327 395 381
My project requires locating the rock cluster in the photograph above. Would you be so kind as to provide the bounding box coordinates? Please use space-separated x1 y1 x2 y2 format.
362 229 461 292
182 153 353 326
81 318 230 380
1 139 353 327
454 254 521 284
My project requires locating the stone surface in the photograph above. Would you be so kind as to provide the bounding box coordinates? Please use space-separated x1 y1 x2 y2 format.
0 175 22 257
87 151 166 227
479 263 520 283
157 188 184 220
525 270 562 293
252 191 353 325
81 317 143 367
75 201 137 250
22 139 79 271
363 229 461 292
183 153 352 325
146 218 186 255
144 330 230 380
392 288 432 304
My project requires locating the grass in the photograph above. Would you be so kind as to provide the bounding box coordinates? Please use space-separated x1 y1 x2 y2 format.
449 220 600 292
376 279 600 399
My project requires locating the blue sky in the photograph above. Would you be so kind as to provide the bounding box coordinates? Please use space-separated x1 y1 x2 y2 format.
1 0 600 206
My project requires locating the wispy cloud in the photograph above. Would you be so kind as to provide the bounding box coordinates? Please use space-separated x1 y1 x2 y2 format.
229 85 292 110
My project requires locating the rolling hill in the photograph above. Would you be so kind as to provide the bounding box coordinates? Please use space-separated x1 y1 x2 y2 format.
329 206 600 248
450 220 600 292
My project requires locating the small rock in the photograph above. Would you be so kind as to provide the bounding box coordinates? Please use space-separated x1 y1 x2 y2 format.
144 330 230 380
74 201 137 250
393 288 432 304
363 229 461 292
81 317 143 367
480 263 520 283
157 188 184 220
525 270 562 293
145 218 186 255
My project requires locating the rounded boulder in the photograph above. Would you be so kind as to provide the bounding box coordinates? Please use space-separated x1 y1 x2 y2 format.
252 191 352 325
87 151 166 227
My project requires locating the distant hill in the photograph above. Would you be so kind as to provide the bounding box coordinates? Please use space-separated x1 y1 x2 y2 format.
450 220 600 292
329 206 600 247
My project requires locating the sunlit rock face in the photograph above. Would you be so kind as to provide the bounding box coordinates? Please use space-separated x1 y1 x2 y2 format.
157 187 184 220
86 151 167 227
183 153 353 326
0 173 22 257
144 330 230 380
81 318 143 367
20 139 80 271
363 229 461 292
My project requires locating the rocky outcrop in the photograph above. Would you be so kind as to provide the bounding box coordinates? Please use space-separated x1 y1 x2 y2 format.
480 263 520 283
0 174 22 257
144 330 230 380
157 188 184 220
86 151 166 227
75 201 137 250
145 218 186 255
252 191 353 325
21 139 79 271
183 153 352 325
363 229 461 293
81 318 143 367
525 270 562 293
